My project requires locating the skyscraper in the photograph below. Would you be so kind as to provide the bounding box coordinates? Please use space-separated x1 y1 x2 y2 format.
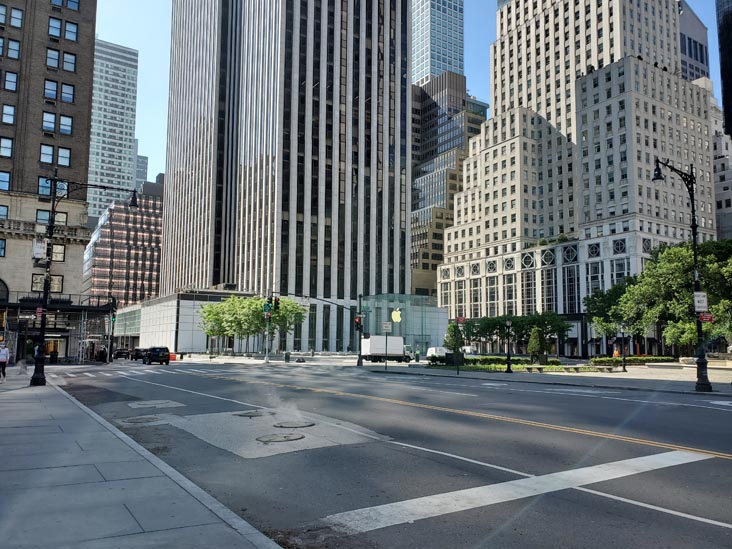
438 0 715 357
87 39 138 220
718 0 732 135
411 0 464 86
162 1 410 352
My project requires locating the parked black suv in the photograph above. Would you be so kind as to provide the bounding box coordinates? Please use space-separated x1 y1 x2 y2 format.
143 347 170 365
132 348 147 361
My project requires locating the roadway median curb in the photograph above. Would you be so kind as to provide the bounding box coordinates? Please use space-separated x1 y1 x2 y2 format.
367 368 732 397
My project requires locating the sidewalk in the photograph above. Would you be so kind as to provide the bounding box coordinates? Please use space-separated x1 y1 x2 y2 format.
369 363 732 396
0 367 279 549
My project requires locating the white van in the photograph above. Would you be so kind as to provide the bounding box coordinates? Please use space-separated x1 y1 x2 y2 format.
461 346 478 355
426 346 449 358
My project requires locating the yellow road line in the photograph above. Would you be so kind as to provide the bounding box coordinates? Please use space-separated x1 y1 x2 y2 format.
187 371 732 460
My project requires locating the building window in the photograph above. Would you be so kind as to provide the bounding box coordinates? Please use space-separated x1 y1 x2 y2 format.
0 205 7 219
43 112 56 132
36 210 67 226
62 52 75 72
57 147 70 166
66 0 79 10
61 83 74 102
0 6 5 24
9 8 22 28
0 137 12 157
52 244 65 262
4 72 17 91
0 171 8 190
65 22 77 41
40 145 54 163
2 105 14 124
44 79 58 99
49 17 62 37
0 238 5 258
32 274 64 293
59 115 72 135
46 48 60 68
7 39 20 59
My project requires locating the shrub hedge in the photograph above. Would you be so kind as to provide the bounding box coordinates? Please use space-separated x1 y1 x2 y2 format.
589 356 674 365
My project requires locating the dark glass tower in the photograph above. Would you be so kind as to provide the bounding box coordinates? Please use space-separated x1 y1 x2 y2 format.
718 0 732 135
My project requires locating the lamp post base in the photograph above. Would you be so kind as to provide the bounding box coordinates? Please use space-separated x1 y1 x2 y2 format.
30 356 46 386
695 355 712 392
29 375 46 386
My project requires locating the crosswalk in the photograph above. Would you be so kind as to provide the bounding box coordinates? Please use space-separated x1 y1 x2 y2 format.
47 367 242 380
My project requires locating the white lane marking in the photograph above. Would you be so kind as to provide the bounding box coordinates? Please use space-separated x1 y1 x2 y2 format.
709 401 732 407
65 373 76 378
173 369 189 373
544 388 621 394
481 382 507 387
158 369 176 374
143 369 159 374
115 371 126 375
101 373 113 377
324 451 711 535
82 373 95 377
49 374 58 379
576 487 732 530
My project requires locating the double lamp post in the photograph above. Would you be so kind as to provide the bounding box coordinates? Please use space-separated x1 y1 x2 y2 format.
30 171 138 387
652 159 712 393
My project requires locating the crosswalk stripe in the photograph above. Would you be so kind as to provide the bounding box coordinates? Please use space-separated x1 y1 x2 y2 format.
173 369 188 373
325 450 712 535
49 374 58 378
65 373 76 377
115 371 126 375
143 369 158 374
102 373 113 377
82 373 95 377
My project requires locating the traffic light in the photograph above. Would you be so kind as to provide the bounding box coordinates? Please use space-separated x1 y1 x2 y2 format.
354 316 362 332
266 312 272 321
111 312 116 325
274 297 280 311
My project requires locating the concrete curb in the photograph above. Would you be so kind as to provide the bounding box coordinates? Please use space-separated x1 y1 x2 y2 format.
50 383 281 549
368 369 732 397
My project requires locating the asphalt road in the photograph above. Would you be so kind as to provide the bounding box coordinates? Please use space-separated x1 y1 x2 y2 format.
53 360 732 548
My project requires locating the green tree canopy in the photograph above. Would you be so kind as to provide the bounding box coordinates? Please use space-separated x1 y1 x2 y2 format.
443 322 465 353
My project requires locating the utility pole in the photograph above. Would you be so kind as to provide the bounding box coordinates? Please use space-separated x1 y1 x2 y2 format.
357 294 363 367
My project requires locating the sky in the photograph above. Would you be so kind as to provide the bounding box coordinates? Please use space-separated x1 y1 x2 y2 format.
95 0 722 180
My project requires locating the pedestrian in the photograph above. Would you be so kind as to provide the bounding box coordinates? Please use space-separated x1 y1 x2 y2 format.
0 342 9 383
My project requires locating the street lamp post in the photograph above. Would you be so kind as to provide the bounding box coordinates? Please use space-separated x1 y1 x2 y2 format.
505 317 513 373
29 171 137 387
653 158 712 392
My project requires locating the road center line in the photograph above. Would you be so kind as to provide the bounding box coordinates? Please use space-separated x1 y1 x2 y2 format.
324 451 711 535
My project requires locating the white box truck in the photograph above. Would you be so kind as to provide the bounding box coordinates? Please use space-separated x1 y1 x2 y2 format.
361 336 414 362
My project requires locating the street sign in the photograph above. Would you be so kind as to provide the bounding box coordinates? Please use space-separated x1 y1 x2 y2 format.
456 316 465 324
361 306 371 313
382 322 393 333
694 292 708 313
36 307 43 316
699 313 714 323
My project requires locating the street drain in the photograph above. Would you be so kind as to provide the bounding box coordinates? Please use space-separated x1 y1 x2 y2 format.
121 416 160 424
257 434 305 443
235 410 273 418
273 421 315 429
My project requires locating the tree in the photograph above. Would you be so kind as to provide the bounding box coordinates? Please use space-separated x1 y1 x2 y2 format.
527 326 544 361
584 277 636 337
199 302 227 354
443 322 465 354
532 311 572 354
271 298 307 351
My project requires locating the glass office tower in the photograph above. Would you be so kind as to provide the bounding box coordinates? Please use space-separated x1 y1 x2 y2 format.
411 0 464 86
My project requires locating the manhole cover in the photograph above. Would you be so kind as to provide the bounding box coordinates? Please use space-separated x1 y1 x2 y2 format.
273 421 315 429
122 416 160 424
256 433 305 443
235 410 272 418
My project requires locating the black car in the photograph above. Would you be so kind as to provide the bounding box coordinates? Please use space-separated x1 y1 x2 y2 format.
143 347 170 365
132 348 147 361
113 348 130 359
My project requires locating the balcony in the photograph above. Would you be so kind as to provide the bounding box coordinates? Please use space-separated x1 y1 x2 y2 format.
0 219 91 242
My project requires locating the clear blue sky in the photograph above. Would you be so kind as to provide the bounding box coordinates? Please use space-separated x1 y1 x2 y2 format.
95 0 721 179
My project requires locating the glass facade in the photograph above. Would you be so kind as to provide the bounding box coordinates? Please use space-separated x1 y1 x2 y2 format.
411 0 464 86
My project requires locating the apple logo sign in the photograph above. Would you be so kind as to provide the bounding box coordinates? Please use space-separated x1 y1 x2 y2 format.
391 308 402 323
